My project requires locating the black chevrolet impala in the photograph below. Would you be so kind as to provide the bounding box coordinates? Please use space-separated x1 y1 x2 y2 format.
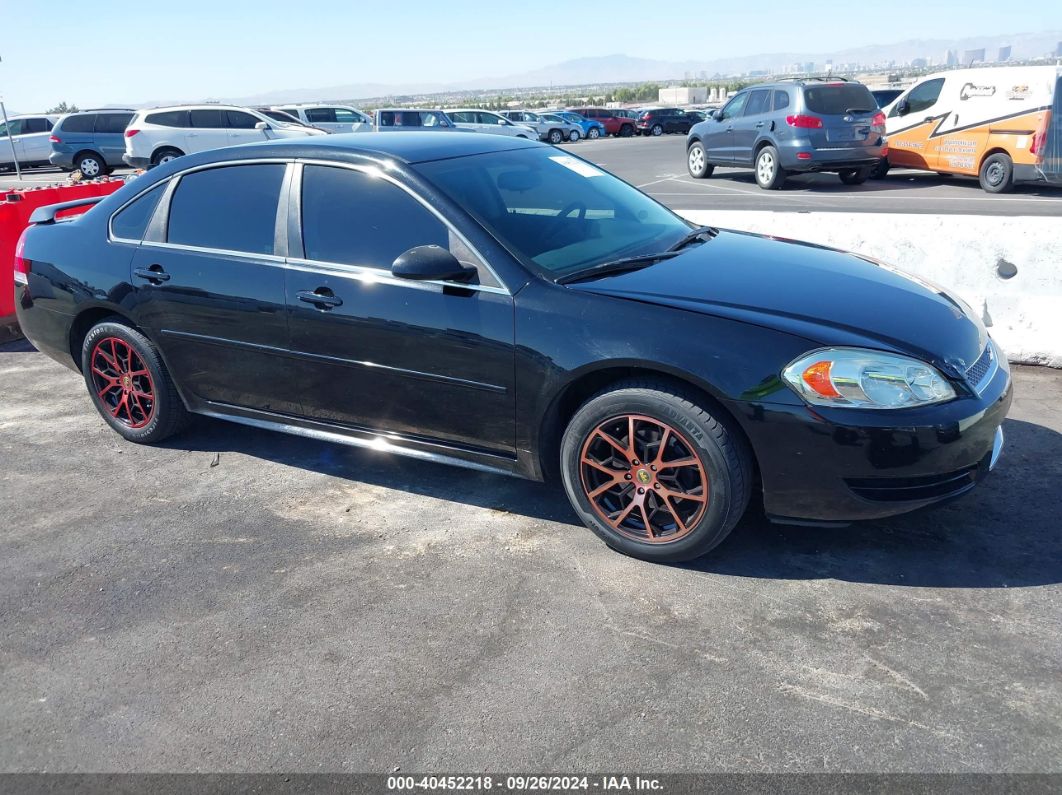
14 134 1010 563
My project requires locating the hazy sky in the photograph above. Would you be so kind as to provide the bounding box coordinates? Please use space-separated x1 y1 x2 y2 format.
1 0 1059 110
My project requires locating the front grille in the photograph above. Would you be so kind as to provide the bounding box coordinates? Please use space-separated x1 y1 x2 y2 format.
845 465 979 503
965 344 995 393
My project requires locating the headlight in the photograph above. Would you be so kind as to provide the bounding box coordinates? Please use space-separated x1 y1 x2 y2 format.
782 348 956 409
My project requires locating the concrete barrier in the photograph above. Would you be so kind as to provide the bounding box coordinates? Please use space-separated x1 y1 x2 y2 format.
679 210 1062 368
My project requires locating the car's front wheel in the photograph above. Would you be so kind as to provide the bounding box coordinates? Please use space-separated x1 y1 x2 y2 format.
81 319 191 444
548 129 564 145
568 130 580 142
587 127 600 140
687 142 714 179
754 145 786 189
560 380 752 563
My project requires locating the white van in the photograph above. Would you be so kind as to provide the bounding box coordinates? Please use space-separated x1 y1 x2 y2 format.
270 104 372 134
0 114 59 170
882 65 1061 192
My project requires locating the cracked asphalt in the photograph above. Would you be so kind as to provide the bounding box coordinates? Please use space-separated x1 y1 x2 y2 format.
1 339 1060 773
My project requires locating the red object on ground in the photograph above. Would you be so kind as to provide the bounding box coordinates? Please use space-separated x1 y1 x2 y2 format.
0 180 127 332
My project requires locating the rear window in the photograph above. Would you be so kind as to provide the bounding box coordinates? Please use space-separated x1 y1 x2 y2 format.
802 84 877 115
146 110 190 127
59 114 95 133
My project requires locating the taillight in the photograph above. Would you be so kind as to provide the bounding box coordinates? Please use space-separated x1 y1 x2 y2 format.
124 129 140 138
871 111 886 128
1030 111 1051 160
786 114 823 129
49 135 61 143
13 230 30 285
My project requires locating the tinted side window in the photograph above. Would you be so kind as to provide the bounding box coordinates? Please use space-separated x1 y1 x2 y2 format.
773 90 790 111
305 108 337 123
25 118 52 133
112 185 164 241
60 114 96 133
95 113 133 133
147 110 190 127
167 165 285 255
333 109 359 123
450 112 475 123
190 109 224 128
300 165 448 269
226 110 259 129
902 78 946 115
743 90 771 116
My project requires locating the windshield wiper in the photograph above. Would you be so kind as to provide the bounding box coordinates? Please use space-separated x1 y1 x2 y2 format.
667 225 718 253
556 252 681 284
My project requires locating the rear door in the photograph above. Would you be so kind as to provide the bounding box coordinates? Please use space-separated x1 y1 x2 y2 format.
285 163 516 451
129 162 299 412
94 112 134 165
187 108 230 152
20 117 55 162
886 78 946 169
800 82 880 156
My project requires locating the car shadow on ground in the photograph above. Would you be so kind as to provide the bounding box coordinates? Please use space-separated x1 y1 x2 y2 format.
162 414 1061 589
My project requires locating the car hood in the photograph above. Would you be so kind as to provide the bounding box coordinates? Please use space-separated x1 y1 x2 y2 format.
566 229 987 377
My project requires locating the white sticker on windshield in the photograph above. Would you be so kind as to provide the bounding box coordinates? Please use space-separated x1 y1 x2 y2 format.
549 155 605 178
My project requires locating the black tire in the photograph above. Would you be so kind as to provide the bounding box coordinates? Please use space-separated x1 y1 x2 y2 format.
651 124 664 137
587 127 601 140
568 130 580 142
870 158 890 179
548 129 564 145
81 319 191 444
754 145 786 190
687 141 714 179
74 152 106 179
151 147 184 167
979 153 1014 193
560 379 752 564
619 124 634 138
838 167 872 185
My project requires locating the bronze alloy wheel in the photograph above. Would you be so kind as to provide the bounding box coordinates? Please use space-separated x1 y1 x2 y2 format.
579 414 708 543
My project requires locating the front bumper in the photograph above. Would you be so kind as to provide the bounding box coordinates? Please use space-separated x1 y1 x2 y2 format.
731 347 1012 523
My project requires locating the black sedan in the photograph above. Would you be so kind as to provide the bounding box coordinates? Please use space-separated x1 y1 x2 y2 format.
14 134 1010 563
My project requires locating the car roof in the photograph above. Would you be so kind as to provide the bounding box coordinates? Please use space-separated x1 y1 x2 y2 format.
138 104 261 113
140 132 543 175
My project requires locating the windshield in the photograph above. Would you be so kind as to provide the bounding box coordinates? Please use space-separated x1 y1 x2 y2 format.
415 147 692 277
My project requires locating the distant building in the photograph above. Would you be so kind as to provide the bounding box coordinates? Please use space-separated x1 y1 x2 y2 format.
944 49 958 67
963 48 986 66
911 57 928 69
658 87 707 106
997 45 1012 62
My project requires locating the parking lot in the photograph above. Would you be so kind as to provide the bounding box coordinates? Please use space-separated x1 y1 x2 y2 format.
2 335 1061 771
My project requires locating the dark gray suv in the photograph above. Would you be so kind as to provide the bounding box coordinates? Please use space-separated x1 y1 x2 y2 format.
686 78 886 189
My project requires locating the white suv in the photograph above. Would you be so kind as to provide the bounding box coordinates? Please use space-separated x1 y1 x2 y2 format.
123 105 324 168
271 104 372 133
446 109 538 139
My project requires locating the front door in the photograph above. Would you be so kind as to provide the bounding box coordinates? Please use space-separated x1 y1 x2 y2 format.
284 163 516 454
886 77 947 170
704 93 748 163
130 162 300 414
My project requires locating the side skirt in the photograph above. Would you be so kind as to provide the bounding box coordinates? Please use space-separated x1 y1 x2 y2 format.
193 400 526 479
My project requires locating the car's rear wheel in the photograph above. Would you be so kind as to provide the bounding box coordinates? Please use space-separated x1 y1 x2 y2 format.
651 124 664 136
838 167 872 185
560 380 752 563
587 127 600 140
687 142 714 179
754 145 786 189
619 124 634 137
74 152 106 178
979 153 1014 193
81 319 190 444
548 129 564 145
151 147 184 167
568 130 580 142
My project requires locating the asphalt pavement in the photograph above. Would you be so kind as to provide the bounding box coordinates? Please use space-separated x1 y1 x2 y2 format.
575 135 1062 216
1 339 1060 773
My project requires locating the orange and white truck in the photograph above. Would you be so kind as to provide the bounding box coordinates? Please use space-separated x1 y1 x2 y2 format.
881 65 1060 192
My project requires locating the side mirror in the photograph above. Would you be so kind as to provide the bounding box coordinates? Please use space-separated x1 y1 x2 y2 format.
896 99 909 116
712 109 724 121
498 119 509 125
392 245 477 283
255 121 270 130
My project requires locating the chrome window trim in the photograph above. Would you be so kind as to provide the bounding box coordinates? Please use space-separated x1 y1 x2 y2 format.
295 158 508 293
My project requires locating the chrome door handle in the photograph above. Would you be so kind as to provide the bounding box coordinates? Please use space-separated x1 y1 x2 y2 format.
297 289 343 309
133 265 170 284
